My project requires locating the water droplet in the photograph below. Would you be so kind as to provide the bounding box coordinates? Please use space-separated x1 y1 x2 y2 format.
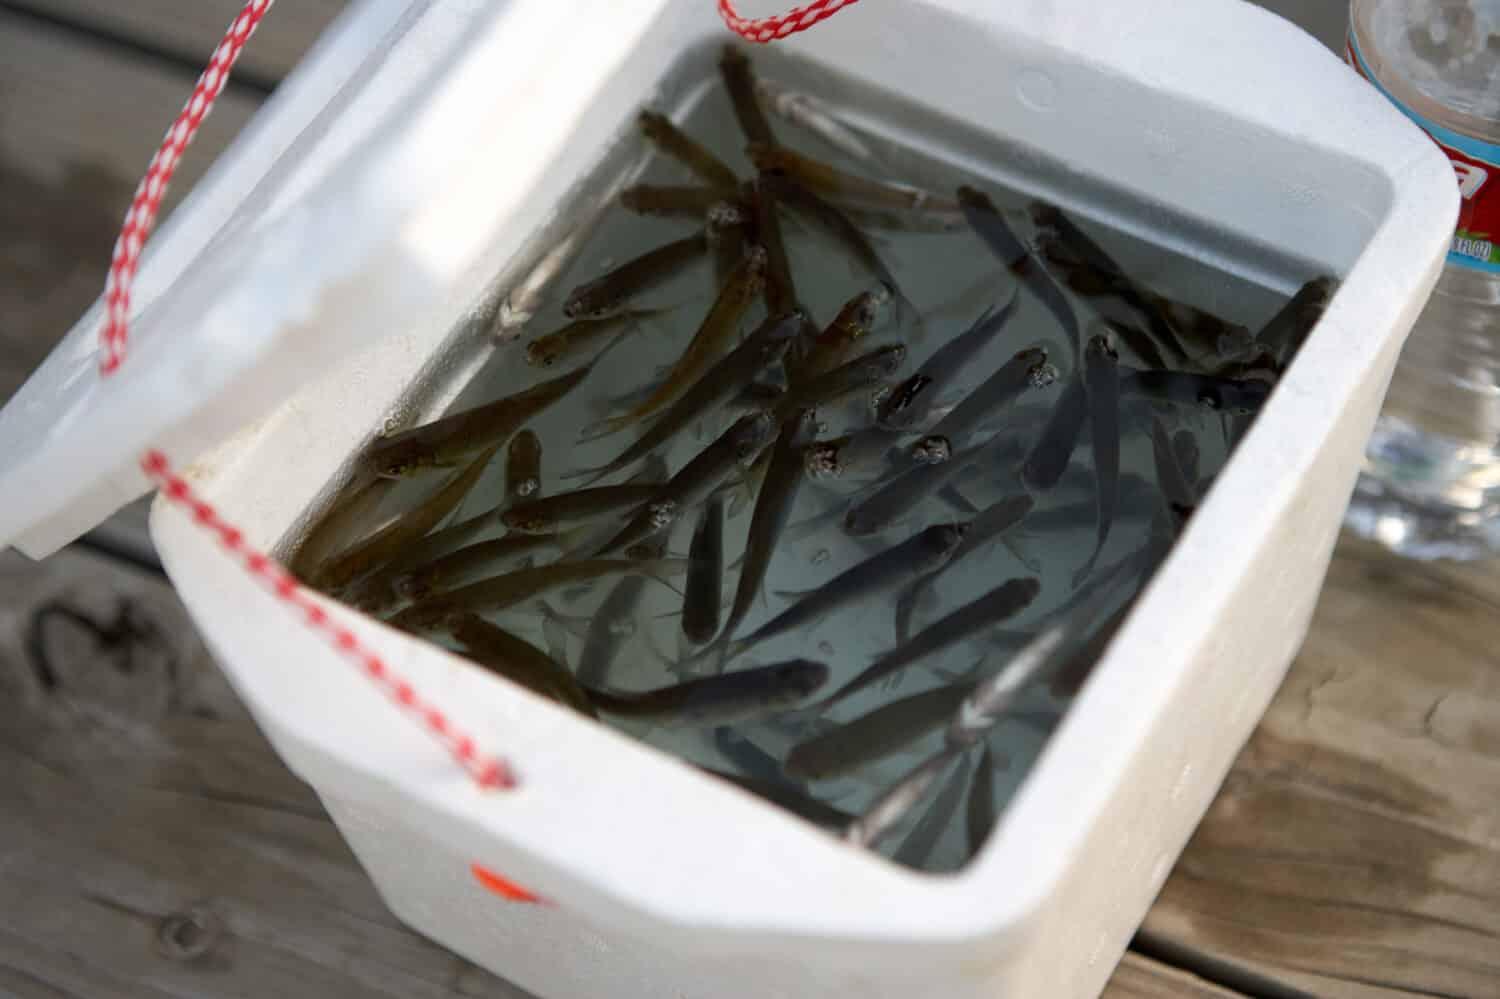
810 548 831 565
818 640 835 656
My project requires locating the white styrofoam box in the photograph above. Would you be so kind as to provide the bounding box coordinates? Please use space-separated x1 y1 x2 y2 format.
1 0 1456 997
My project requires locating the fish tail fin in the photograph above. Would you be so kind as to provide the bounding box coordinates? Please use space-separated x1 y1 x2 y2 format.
535 600 591 640
1070 544 1103 591
893 577 933 645
575 417 633 446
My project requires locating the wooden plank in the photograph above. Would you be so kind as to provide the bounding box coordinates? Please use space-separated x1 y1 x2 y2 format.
0 9 258 404
1139 533 1500 999
1103 953 1249 999
0 547 532 998
9 0 349 86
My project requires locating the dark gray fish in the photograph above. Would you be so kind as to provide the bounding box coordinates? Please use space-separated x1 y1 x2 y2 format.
1073 333 1121 589
714 728 798 788
1019 474 1158 534
1151 416 1198 528
922 346 1053 449
620 184 728 218
824 576 1040 709
638 110 740 193
576 542 663 689
958 186 1082 367
966 745 997 858
1031 202 1189 366
446 613 598 718
562 232 708 319
1256 275 1335 367
786 682 974 781
846 749 961 848
1020 373 1088 494
705 769 856 829
595 411 776 556
759 172 918 327
720 46 777 147
749 174 800 316
570 312 799 481
392 531 563 603
777 343 907 415
877 292 1021 431
842 451 961 537
722 523 969 663
729 380 788 414
506 430 543 500
587 659 827 727
894 494 1034 642
711 409 819 662
749 144 960 215
682 495 725 647
501 484 662 534
894 751 973 868
1119 369 1271 414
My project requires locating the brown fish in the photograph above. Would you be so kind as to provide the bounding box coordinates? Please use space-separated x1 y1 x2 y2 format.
639 110 741 193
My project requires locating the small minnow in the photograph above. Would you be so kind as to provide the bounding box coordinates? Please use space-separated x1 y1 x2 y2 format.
562 232 708 319
445 613 597 718
1074 334 1121 589
586 247 767 434
944 623 1071 749
291 471 396 583
843 439 986 537
795 288 889 382
958 187 1082 367
391 558 685 632
845 749 961 848
703 769 856 829
374 496 513 584
895 751 973 868
754 77 881 167
748 143 960 215
748 177 800 317
786 681 975 781
1151 416 1198 528
1118 369 1272 414
1020 372 1088 494
681 495 724 647
706 200 750 287
803 425 903 481
587 659 828 727
720 523 968 664
1030 202 1188 365
777 343 907 415
638 110 740 193
877 293 1021 431
570 311 799 480
966 745 997 857
391 532 566 602
595 411 776 556
620 184 728 218
1256 275 1335 367
506 429 542 501
524 310 667 368
893 494 1034 642
823 577 1040 708
576 576 652 688
693 408 821 667
318 447 499 593
492 225 588 339
922 347 1053 449
501 484 661 534
366 363 593 478
758 172 919 326
720 46 777 147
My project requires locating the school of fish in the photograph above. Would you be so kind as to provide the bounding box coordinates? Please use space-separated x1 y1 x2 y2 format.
293 47 1335 872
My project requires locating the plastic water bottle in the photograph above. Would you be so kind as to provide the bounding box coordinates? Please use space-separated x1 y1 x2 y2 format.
1344 0 1500 558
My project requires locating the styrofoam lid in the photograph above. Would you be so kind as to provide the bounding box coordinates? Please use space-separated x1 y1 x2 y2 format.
0 0 664 558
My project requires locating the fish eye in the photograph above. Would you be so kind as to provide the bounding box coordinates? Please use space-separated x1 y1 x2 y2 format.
1197 391 1223 410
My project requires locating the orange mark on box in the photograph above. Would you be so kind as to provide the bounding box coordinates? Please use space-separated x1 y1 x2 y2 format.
471 863 545 904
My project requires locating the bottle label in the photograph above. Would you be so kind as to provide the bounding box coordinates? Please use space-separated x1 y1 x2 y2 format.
1349 29 1500 272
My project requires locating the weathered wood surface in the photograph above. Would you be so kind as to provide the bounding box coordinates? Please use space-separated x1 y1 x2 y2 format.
1141 535 1500 999
0 8 259 405
6 0 348 87
0 548 534 999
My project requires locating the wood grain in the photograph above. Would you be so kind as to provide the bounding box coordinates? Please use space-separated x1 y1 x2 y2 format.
8 0 349 86
0 548 535 999
1103 953 1249 999
1140 534 1500 999
0 9 260 405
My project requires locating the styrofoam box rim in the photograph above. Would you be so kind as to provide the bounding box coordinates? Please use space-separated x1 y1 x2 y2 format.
147 0 1454 954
